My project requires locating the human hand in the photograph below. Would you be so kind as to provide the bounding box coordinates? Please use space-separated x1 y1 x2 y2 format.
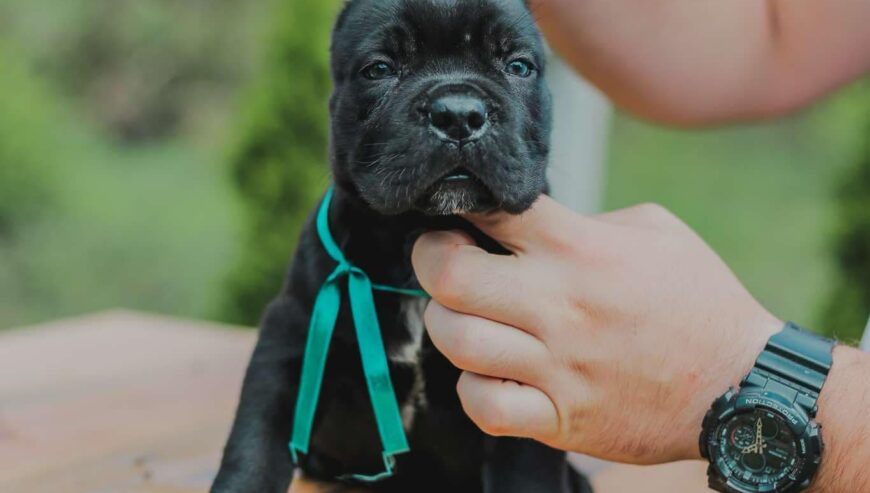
412 196 782 464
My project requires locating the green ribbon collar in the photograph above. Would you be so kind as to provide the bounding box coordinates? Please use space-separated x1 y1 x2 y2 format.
289 185 428 482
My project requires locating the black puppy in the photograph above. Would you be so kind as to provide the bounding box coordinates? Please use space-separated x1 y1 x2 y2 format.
212 0 591 492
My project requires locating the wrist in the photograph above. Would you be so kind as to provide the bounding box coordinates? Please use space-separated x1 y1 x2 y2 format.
698 321 839 492
805 345 870 492
679 315 782 461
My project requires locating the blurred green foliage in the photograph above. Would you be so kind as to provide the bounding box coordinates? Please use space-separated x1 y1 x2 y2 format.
0 38 90 325
823 91 870 342
606 84 870 339
0 2 253 328
221 0 340 325
2 0 262 142
0 0 867 340
0 42 59 237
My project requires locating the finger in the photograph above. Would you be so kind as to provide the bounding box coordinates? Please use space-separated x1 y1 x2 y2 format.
424 301 550 385
412 230 546 333
462 194 592 253
457 372 558 440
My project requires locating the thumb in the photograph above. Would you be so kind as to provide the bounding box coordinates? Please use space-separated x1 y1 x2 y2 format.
463 194 585 253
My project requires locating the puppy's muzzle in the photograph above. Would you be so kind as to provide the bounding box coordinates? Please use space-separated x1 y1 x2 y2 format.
425 83 490 144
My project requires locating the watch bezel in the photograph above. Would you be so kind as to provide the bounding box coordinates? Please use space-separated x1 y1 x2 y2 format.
701 387 823 493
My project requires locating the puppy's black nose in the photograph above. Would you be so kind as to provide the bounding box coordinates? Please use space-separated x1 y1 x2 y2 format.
428 94 488 142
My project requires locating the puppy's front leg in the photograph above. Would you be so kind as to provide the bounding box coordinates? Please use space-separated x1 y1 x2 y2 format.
212 295 307 493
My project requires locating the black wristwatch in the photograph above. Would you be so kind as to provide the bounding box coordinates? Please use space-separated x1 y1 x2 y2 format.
700 323 836 493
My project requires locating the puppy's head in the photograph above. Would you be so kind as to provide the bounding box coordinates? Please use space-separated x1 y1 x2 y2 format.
329 0 551 216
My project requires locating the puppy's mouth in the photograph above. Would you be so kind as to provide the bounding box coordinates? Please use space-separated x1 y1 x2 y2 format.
415 166 496 216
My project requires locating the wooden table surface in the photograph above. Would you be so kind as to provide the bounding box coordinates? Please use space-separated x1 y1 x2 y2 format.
0 310 709 493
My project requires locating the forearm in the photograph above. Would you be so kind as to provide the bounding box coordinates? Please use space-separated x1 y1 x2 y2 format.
532 0 870 125
807 345 870 492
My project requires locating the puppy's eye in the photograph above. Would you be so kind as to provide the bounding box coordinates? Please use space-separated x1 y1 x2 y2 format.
362 61 397 80
505 59 535 78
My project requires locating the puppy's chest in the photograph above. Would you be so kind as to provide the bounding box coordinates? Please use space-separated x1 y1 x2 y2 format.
389 297 428 365
389 297 429 428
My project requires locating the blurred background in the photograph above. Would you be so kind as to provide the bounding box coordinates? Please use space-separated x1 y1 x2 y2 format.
1 0 868 342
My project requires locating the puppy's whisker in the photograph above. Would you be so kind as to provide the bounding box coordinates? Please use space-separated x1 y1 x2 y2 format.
357 152 405 170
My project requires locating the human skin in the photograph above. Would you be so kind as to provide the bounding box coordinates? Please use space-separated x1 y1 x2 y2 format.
529 0 870 125
411 197 870 491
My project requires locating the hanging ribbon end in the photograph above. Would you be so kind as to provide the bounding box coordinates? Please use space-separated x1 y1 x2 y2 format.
339 450 410 483
289 443 305 466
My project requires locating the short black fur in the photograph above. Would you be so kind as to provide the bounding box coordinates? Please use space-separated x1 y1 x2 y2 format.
212 1 592 491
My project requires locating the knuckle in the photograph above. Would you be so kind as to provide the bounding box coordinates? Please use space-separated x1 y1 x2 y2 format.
422 303 447 343
425 306 486 370
541 228 583 258
476 399 511 436
566 356 593 377
457 376 510 436
441 323 476 367
422 302 438 328
422 301 452 334
635 202 679 226
451 326 478 361
430 247 470 304
536 214 586 254
636 202 668 218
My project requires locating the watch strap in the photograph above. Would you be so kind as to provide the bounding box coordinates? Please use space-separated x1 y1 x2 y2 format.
741 322 836 416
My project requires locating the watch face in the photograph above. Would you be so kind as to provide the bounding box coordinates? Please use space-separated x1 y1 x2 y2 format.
716 409 799 487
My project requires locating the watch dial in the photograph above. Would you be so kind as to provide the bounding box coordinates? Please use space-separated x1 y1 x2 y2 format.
717 409 798 486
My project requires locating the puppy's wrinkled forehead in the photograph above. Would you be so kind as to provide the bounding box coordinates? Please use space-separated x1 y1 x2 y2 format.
332 0 540 80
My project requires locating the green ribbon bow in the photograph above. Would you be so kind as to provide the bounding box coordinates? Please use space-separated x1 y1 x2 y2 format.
289 185 429 482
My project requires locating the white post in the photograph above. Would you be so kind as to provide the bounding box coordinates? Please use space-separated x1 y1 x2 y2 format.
546 56 612 215
861 317 870 352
